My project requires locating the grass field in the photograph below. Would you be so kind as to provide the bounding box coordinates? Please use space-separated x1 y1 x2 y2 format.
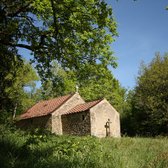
0 125 168 168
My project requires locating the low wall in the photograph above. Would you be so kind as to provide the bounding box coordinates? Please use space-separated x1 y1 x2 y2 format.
16 115 52 131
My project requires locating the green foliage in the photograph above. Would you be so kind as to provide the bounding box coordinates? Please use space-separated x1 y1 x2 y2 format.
77 63 126 113
129 53 168 136
41 62 126 113
0 56 39 121
0 0 118 79
0 125 168 168
120 90 136 135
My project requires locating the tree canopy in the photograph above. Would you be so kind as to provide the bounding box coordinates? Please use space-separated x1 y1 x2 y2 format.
0 0 117 79
129 53 168 136
0 54 39 121
40 62 126 113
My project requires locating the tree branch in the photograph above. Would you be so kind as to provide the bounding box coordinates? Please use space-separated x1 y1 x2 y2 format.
50 0 58 37
7 3 31 17
0 40 36 51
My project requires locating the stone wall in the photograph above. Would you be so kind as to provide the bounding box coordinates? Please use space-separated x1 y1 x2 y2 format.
51 93 85 134
62 111 91 136
16 115 52 131
90 99 120 138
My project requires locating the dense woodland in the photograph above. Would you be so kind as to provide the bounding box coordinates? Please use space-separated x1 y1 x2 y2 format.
0 0 168 137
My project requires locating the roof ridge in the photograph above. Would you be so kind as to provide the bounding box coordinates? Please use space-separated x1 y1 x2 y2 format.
23 93 74 113
19 93 76 119
63 98 103 115
85 98 103 103
81 98 103 108
49 93 75 114
45 93 75 102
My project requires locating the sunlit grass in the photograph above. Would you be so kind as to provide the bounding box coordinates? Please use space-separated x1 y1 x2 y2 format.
0 125 168 168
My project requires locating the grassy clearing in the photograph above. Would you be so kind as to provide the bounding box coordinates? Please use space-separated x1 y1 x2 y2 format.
0 125 168 168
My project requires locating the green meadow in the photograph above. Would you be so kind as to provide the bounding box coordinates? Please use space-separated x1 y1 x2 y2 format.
0 125 168 168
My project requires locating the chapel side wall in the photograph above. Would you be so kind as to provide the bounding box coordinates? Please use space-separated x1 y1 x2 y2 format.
51 93 85 134
16 115 52 131
90 99 121 138
62 111 90 136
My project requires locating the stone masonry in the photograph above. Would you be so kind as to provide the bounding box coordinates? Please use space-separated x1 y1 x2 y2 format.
17 93 121 137
62 111 90 136
51 93 85 134
16 115 51 131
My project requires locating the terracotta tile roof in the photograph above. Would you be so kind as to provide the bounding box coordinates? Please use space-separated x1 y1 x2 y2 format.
63 99 103 115
20 94 74 120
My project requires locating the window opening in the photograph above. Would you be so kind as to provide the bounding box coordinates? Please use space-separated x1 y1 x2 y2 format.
82 115 85 121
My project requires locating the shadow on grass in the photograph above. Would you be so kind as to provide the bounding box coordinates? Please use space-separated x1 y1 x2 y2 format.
0 139 76 168
0 134 97 168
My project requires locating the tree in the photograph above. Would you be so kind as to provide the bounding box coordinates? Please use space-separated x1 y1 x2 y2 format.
41 62 126 113
76 63 126 113
0 0 117 79
131 53 168 136
120 90 136 136
0 55 39 121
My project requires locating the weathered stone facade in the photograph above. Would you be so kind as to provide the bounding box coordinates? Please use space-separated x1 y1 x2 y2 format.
90 99 120 137
17 93 121 137
51 93 85 134
62 111 90 136
60 98 120 137
16 115 51 131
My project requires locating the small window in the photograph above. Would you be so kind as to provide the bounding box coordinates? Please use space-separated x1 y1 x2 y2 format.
82 115 85 121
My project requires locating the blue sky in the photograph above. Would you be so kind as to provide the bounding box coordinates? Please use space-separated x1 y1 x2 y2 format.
107 0 168 89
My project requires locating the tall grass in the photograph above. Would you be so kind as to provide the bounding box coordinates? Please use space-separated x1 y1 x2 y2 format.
0 125 168 168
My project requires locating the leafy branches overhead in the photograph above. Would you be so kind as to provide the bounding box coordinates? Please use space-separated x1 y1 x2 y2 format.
0 0 117 79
